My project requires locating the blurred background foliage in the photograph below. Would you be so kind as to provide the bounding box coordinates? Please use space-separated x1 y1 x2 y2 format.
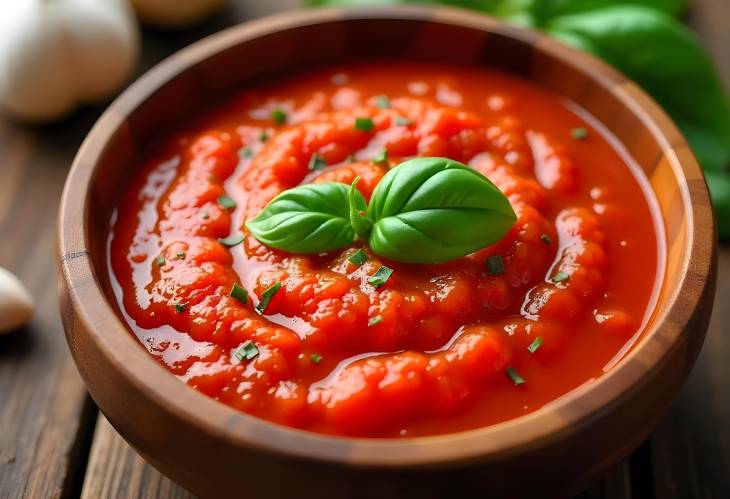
309 0 730 238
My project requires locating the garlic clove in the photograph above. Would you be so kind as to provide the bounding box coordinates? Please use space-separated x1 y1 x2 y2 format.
0 267 33 334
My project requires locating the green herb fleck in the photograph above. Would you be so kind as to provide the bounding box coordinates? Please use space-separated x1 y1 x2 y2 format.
153 255 166 267
175 252 186 260
506 367 525 386
230 283 248 304
218 195 236 210
540 233 551 245
373 148 388 164
271 107 287 125
219 234 245 248
395 116 412 126
552 271 570 283
174 302 187 313
355 117 374 132
368 266 393 288
527 336 543 354
368 315 383 326
348 248 369 266
310 353 323 364
571 127 588 140
200 211 210 220
260 131 269 142
374 95 390 109
308 153 327 171
346 155 355 163
234 340 259 362
486 255 505 276
242 148 253 159
256 282 282 314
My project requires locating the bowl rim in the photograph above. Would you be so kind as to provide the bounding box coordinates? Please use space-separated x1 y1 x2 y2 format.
58 5 715 468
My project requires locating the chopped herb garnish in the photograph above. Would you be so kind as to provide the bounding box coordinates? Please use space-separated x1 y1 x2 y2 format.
368 315 383 326
308 153 327 171
310 353 323 364
242 148 253 159
355 117 374 132
229 283 248 304
260 131 269 142
540 233 552 244
552 271 570 283
256 282 282 314
348 248 369 266
234 340 259 362
486 255 505 276
200 211 210 220
219 234 245 247
368 266 393 288
373 148 388 164
174 302 187 313
506 367 525 385
395 116 412 126
346 155 356 163
153 255 166 267
218 195 236 210
175 252 186 260
571 127 589 140
271 107 287 124
374 95 390 109
527 336 543 354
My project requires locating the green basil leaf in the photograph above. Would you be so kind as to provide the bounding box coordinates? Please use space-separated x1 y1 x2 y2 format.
245 182 355 253
540 0 687 18
367 157 516 263
705 170 730 240
546 7 730 173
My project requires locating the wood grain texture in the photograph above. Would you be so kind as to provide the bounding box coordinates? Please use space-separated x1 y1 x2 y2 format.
0 116 99 499
81 418 195 499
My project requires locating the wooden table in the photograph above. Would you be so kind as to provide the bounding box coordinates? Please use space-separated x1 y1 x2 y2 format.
1 1 728 497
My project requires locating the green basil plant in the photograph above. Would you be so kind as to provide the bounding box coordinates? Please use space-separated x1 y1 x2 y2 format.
246 157 517 263
309 0 730 239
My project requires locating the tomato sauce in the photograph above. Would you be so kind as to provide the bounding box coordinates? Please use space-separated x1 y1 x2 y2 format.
109 61 663 437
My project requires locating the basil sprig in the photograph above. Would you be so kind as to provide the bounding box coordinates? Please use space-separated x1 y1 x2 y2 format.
246 157 516 264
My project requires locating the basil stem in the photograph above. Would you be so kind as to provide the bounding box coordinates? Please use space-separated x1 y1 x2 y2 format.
348 177 371 240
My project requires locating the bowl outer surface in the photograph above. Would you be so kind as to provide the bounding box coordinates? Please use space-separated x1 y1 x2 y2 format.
57 6 716 498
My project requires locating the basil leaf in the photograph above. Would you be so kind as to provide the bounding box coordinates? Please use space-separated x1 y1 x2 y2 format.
245 183 356 253
367 157 516 263
705 170 730 240
540 0 687 18
546 6 730 174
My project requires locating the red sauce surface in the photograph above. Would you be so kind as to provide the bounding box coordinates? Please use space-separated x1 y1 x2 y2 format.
109 62 662 437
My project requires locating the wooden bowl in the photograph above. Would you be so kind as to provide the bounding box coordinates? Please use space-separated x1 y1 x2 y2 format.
57 6 717 498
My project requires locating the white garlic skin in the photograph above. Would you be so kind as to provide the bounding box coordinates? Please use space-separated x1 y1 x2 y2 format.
0 267 33 333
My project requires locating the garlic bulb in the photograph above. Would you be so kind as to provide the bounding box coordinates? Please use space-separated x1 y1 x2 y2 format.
0 0 139 122
0 267 33 334
130 0 228 28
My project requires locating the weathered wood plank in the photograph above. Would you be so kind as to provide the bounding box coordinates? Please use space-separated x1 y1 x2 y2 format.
80 417 196 499
0 116 99 499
